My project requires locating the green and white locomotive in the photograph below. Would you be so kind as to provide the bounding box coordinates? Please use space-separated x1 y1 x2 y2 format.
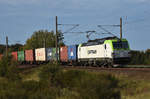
78 37 130 67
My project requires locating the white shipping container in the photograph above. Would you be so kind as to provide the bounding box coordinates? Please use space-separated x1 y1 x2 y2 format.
35 48 46 61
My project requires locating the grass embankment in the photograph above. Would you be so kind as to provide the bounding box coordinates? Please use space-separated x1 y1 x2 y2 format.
0 58 121 99
20 65 150 99
0 56 150 99
118 72 150 99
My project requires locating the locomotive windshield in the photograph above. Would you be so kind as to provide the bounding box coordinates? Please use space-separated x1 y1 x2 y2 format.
113 41 129 49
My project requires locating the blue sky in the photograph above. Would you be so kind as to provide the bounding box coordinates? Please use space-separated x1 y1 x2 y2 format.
0 0 150 50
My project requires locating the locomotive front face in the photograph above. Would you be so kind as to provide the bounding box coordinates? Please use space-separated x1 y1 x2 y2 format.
111 40 131 64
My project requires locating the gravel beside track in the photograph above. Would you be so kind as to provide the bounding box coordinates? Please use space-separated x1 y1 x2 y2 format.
17 65 39 69
63 66 150 71
62 66 150 76
18 65 150 75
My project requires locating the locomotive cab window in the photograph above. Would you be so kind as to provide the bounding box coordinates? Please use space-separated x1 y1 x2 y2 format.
113 41 129 49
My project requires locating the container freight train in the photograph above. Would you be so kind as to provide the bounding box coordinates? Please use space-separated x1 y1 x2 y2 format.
1 37 131 67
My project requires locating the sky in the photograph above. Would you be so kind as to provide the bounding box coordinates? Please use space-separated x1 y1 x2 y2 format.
0 0 150 50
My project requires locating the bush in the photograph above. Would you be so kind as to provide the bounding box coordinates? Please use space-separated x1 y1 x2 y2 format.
54 70 121 99
39 65 121 99
0 56 11 77
0 80 57 99
0 56 20 80
39 63 61 84
0 63 121 99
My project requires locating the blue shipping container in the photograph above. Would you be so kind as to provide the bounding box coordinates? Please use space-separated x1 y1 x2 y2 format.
46 48 53 61
46 48 59 61
68 45 77 61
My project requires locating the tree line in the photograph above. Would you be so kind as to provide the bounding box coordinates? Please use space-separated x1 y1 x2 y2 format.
0 30 64 54
130 49 150 65
0 29 150 65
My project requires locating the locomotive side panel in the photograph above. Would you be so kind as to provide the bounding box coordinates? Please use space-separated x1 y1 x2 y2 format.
78 44 105 59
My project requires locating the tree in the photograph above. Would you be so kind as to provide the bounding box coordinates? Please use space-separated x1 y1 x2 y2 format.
9 43 24 52
24 30 64 49
57 30 65 46
0 44 6 54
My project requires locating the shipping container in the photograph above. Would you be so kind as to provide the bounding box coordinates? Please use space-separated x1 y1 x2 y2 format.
0 54 3 60
25 49 35 62
11 52 18 61
18 51 25 61
46 48 59 61
68 45 78 61
46 48 52 61
35 48 46 61
60 46 68 62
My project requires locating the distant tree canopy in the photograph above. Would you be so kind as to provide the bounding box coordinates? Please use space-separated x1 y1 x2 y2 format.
9 43 24 52
130 49 150 65
0 45 6 54
0 44 23 54
24 30 64 49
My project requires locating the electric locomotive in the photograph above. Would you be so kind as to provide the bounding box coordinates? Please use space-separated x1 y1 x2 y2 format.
78 37 130 67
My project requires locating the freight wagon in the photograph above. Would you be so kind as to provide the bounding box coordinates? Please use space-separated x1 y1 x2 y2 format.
46 47 59 61
25 49 35 64
0 54 3 60
17 51 25 62
0 36 131 67
35 48 46 64
11 52 18 61
60 46 68 63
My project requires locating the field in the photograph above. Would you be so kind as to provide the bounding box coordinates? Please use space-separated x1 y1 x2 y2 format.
20 65 150 99
0 57 150 99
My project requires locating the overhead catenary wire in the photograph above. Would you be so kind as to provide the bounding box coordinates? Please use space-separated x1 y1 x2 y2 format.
97 25 116 37
58 17 122 41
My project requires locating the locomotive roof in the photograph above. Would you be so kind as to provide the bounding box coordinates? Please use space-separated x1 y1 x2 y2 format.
81 36 120 46
87 36 119 43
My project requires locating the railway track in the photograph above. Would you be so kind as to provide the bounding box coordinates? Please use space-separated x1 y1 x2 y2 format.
17 65 39 69
18 64 150 73
62 65 150 72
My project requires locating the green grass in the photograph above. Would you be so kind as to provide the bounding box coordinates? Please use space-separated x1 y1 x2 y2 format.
21 66 43 81
20 66 150 99
110 71 150 99
1 61 150 99
0 64 122 99
61 67 150 99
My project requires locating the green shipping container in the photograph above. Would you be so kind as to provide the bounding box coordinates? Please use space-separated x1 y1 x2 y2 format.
17 51 25 61
52 48 59 61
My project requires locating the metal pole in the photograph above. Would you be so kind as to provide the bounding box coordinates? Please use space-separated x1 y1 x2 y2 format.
43 34 46 48
120 17 122 39
55 16 58 64
6 36 8 56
